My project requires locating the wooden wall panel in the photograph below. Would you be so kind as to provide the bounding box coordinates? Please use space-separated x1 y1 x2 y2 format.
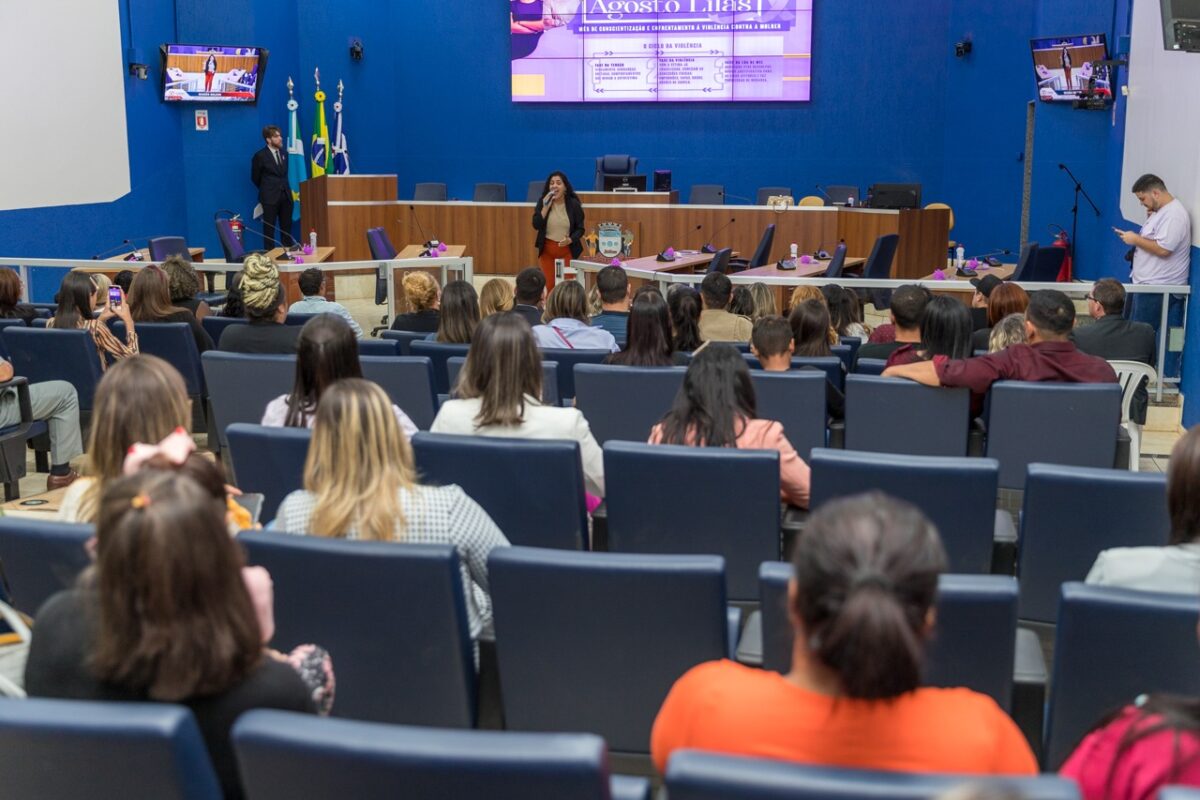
895 208 951 279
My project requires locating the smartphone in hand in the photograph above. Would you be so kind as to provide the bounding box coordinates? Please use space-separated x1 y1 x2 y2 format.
108 286 123 307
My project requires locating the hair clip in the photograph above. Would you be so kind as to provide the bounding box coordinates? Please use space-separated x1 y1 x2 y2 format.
130 493 152 510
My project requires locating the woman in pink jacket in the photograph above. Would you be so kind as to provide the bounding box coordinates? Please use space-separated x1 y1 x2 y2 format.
648 344 810 508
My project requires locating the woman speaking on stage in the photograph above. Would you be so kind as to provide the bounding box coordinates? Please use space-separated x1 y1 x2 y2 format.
532 170 584 290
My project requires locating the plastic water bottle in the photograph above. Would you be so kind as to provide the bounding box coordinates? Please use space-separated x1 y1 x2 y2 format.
789 243 799 259
955 245 965 270
309 229 318 249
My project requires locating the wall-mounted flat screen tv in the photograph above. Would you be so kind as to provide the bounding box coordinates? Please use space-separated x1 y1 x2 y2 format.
1030 35 1112 103
161 44 267 103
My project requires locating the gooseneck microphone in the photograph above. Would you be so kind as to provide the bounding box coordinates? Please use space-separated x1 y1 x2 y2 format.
700 217 736 254
408 205 439 249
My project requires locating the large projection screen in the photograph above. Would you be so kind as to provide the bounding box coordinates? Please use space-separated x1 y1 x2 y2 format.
0 0 131 211
511 0 814 102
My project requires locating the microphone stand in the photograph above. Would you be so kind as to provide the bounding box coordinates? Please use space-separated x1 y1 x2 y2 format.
1058 163 1101 273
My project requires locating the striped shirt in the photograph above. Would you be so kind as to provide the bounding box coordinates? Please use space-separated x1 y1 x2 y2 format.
47 318 139 371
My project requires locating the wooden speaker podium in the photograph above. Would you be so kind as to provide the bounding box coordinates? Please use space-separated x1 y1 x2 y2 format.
300 174 399 262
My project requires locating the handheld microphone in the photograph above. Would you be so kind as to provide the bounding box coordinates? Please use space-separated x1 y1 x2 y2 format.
408 205 439 250
701 217 736 254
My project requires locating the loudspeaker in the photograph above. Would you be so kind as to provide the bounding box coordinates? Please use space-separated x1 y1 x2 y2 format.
653 170 672 192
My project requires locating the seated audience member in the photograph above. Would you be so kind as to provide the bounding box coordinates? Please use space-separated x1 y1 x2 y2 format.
0 268 37 324
59 355 192 523
969 274 1004 331
0 354 82 489
883 290 1118 398
698 272 752 343
48 270 139 368
26 469 318 799
729 285 755 317
749 282 777 321
430 280 480 343
218 255 301 355
390 271 441 332
606 287 675 367
591 266 631 342
221 271 245 318
161 255 211 321
1071 277 1156 424
479 278 515 318
649 345 810 508
858 285 929 361
128 264 213 354
668 284 704 354
586 284 604 319
433 313 606 495
512 267 547 328
886 296 973 368
971 283 1029 352
261 314 417 436
789 285 839 344
988 314 1027 353
532 280 618 352
750 315 794 370
652 493 1037 775
1085 425 1200 593
113 269 135 296
790 299 838 357
91 273 113 303
822 284 870 342
288 267 363 338
276 379 510 641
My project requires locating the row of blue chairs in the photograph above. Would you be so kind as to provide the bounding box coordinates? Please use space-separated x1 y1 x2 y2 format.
0 698 1102 800
0 514 1189 770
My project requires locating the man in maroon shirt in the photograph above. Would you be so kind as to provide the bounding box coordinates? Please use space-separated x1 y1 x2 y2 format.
883 289 1117 395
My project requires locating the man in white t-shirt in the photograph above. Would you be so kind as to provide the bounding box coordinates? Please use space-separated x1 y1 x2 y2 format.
1115 173 1192 376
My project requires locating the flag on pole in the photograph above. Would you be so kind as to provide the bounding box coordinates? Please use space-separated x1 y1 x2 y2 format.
285 78 307 221
332 80 350 175
310 69 330 178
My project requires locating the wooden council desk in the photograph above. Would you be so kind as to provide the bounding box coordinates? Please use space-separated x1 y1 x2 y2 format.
390 245 468 312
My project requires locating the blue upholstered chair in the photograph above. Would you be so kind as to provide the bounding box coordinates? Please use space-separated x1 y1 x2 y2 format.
215 217 251 263
1017 464 1170 624
664 750 1080 800
1008 241 1040 282
0 698 222 799
594 155 639 190
809 449 1000 574
852 357 887 376
742 354 843 391
0 318 27 360
858 233 900 310
147 235 191 262
357 339 401 357
380 328 428 356
233 710 651 800
201 315 246 345
112 321 205 400
837 335 861 365
729 224 776 271
984 381 1122 490
844 375 971 456
226 424 310 522
240 533 477 727
2 328 105 412
201 352 295 450
749 370 827 458
447 356 560 406
705 247 732 275
411 432 588 550
1030 246 1067 282
366 227 398 329
538 349 610 401
409 341 470 395
756 186 791 205
759 563 1019 710
527 180 545 203
359 355 439 430
825 185 861 206
603 441 780 602
0 518 92 614
489 547 727 754
823 243 849 278
573 365 685 444
29 304 56 319
283 313 317 326
689 184 724 205
0 376 51 500
473 183 507 202
1044 583 1200 769
414 183 448 201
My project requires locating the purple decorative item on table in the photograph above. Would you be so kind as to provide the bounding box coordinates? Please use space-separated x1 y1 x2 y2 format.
932 269 946 280
799 254 812 264
664 247 675 258
437 242 448 253
609 258 621 267
302 244 314 255
967 258 980 269
294 256 304 264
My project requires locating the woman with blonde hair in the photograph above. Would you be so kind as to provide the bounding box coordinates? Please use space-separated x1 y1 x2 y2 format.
219 254 299 354
532 280 617 351
749 282 776 321
391 271 441 332
276 379 509 641
479 278 515 317
988 313 1027 353
58 354 191 523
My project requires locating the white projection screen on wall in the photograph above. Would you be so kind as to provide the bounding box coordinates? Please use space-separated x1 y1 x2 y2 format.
511 0 814 102
0 0 131 211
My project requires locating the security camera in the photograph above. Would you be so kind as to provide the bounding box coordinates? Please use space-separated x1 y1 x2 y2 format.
129 63 149 80
954 39 973 58
349 39 364 61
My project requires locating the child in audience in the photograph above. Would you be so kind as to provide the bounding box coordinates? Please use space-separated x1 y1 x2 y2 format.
261 314 417 436
431 279 480 343
668 284 703 355
789 299 836 357
750 315 794 371
433 312 606 497
533 280 618 352
649 344 810 508
652 493 1037 775
275 379 509 641
988 313 1027 353
606 287 676 367
479 278 515 318
48 270 139 368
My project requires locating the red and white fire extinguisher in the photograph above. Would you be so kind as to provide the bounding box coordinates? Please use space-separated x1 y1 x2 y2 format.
1052 227 1072 282
229 215 244 242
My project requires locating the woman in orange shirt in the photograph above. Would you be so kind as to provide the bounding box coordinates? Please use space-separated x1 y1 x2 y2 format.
651 493 1038 776
648 344 810 508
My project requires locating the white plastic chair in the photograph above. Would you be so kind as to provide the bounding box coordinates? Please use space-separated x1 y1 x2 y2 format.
1109 359 1157 471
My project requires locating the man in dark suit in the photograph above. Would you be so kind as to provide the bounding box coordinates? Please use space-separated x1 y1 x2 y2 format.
1071 277 1156 423
250 125 293 249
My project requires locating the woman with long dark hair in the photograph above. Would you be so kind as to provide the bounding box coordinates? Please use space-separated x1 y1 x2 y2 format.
127 264 213 354
789 299 835 357
262 314 417 436
822 284 870 341
668 284 703 355
48 270 138 369
652 493 1037 775
531 170 584 290
607 287 673 367
432 280 480 344
0 268 36 323
885 295 973 367
649 344 810 507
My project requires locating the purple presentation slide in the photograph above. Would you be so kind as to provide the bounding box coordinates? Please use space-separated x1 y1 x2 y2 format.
511 0 813 102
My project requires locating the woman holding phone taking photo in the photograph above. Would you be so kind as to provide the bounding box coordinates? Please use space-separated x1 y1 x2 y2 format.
532 171 584 290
